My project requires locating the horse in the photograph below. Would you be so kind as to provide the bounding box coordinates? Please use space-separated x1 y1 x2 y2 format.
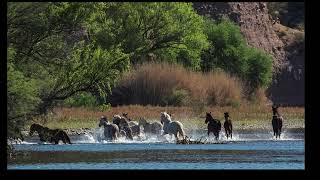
29 123 71 144
223 112 233 139
205 112 221 140
122 113 141 136
271 105 283 139
160 112 185 140
99 116 120 141
139 117 163 135
112 115 134 140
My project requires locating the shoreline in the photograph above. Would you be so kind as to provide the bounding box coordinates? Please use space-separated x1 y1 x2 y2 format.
21 127 305 137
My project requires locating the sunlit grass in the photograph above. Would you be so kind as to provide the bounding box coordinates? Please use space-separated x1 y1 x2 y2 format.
30 105 304 131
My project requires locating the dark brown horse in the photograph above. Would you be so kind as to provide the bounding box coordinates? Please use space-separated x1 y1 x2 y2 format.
29 124 71 144
112 115 134 140
223 112 233 139
272 105 283 139
205 112 221 140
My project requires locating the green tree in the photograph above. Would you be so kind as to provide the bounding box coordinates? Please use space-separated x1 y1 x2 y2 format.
201 18 273 95
90 2 209 70
7 48 41 139
7 2 130 138
201 18 248 76
245 48 273 95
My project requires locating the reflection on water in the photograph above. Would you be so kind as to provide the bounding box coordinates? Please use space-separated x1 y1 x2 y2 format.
8 162 303 170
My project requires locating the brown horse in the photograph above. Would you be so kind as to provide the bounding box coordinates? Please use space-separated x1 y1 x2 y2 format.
272 105 283 139
29 124 71 144
113 115 134 140
223 112 233 139
205 112 221 140
99 116 120 141
122 113 141 136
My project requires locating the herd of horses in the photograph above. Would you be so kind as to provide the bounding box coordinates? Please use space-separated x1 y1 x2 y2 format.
29 106 284 144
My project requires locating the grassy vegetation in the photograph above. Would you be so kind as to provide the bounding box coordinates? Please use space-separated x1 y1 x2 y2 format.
109 62 244 107
28 105 304 131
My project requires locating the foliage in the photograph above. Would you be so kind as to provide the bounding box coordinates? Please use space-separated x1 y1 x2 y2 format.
201 18 273 94
7 2 275 138
163 88 189 106
108 62 244 107
245 48 273 93
7 48 41 138
90 2 209 70
7 2 130 138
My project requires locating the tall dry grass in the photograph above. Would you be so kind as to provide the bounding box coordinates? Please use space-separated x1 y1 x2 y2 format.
108 62 245 107
36 105 305 130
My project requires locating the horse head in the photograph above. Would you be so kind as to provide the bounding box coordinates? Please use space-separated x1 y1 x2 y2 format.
160 112 171 125
112 115 122 126
99 116 108 127
272 105 280 116
205 112 213 124
224 112 229 119
29 123 41 136
122 113 131 121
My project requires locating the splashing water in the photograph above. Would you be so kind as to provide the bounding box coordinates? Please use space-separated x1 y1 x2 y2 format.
18 127 304 145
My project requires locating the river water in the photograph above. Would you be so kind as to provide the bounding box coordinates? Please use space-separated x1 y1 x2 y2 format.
7 128 304 170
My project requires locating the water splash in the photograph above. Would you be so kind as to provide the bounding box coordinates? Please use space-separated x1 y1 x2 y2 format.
19 127 304 145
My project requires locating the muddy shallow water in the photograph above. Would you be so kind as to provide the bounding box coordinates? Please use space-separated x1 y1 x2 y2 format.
8 129 304 170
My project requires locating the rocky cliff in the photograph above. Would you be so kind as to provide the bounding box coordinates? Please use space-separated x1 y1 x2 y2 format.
193 2 304 106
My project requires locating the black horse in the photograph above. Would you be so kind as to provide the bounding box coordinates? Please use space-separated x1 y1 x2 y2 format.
223 112 233 139
271 105 283 139
29 123 71 144
205 112 221 140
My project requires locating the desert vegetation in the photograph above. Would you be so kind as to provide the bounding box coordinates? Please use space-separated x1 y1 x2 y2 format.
29 105 304 131
108 62 244 107
7 2 302 140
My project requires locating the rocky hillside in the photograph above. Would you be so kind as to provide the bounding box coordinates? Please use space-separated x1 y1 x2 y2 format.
193 2 304 106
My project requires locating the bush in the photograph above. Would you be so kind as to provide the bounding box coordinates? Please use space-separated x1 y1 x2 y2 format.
163 88 190 106
205 71 243 106
245 48 273 94
108 62 244 107
201 18 273 94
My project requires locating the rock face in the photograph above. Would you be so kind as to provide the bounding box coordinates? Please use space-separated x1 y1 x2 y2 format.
193 2 304 106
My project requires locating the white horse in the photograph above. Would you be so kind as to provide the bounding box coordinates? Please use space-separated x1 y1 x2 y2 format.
98 116 120 141
160 112 185 140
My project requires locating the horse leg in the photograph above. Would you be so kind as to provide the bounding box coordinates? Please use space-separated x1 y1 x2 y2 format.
175 133 179 140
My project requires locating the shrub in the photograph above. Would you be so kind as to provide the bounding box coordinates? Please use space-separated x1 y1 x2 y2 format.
163 88 190 106
108 62 244 107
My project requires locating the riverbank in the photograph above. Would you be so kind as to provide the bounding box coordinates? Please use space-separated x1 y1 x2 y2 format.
24 105 304 135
